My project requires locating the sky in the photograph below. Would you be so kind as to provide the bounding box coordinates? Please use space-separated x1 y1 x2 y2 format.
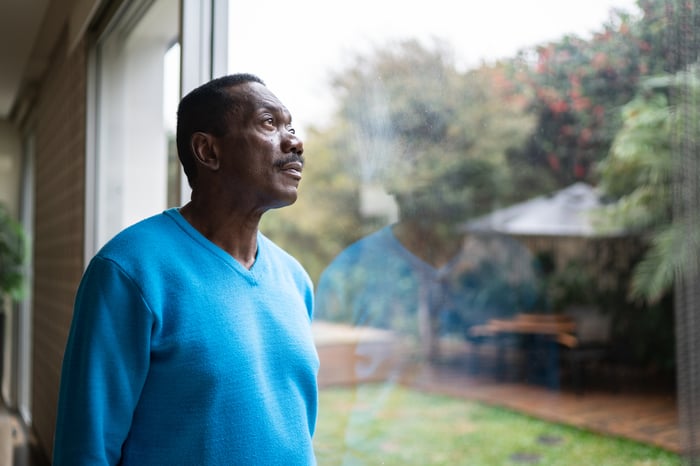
227 0 641 136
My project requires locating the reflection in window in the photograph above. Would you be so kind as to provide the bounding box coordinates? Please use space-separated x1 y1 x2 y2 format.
229 0 693 463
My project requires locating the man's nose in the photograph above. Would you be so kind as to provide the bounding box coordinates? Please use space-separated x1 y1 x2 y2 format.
283 131 304 155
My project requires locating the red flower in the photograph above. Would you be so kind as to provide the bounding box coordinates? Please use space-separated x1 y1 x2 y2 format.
593 105 606 120
579 128 593 144
549 99 569 114
572 97 591 111
547 154 561 172
592 52 608 69
560 125 574 136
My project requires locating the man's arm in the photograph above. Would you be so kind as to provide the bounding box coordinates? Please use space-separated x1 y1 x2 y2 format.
53 257 153 465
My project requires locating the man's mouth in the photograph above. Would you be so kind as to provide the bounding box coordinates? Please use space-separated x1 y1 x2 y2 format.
278 158 304 179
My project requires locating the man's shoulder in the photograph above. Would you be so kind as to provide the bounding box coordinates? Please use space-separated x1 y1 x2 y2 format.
258 232 291 258
258 233 307 273
258 233 313 294
96 211 177 262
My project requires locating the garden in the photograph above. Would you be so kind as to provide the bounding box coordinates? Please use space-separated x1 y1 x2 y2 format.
314 384 680 465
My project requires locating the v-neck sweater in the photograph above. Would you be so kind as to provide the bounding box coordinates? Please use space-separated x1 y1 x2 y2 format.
53 208 319 465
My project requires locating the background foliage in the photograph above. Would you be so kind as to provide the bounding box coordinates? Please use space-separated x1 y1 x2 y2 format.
0 203 25 302
260 0 687 369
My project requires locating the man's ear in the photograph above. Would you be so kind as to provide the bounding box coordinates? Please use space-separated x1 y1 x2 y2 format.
190 132 220 170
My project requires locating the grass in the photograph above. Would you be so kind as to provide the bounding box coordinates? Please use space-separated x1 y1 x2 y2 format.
313 383 681 466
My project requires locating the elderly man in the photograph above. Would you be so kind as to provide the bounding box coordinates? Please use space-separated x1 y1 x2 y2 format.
53 74 318 465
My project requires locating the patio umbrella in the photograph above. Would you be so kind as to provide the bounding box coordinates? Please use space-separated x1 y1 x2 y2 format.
462 182 625 238
461 183 632 391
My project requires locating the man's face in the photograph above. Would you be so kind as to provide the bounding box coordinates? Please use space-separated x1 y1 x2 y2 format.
212 82 305 210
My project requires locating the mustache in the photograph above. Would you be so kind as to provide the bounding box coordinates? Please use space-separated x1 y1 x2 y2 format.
274 153 305 169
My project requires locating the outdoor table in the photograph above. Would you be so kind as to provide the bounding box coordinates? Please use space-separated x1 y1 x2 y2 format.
470 313 578 347
468 313 578 387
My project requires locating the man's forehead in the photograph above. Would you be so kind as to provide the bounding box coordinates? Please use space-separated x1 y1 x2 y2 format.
228 82 290 116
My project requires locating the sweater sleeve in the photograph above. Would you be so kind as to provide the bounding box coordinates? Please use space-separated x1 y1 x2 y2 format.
53 256 154 466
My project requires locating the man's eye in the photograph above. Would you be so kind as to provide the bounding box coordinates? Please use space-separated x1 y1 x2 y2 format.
288 126 296 135
265 117 274 125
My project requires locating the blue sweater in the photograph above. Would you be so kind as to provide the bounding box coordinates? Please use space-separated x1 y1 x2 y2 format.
53 209 319 465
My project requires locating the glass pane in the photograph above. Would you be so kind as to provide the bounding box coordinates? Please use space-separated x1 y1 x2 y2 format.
95 0 179 248
164 42 181 208
230 0 683 463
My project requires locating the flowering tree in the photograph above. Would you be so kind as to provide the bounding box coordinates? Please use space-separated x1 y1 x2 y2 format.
261 39 534 282
507 1 668 193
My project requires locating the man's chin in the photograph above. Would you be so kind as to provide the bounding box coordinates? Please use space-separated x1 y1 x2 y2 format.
269 191 299 210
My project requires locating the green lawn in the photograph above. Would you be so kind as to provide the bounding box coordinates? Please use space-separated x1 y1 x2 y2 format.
314 383 680 466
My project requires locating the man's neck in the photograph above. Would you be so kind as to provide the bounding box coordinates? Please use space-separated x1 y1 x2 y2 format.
179 200 260 269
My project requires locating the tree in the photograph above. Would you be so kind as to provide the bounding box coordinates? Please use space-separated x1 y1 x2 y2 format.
262 39 534 284
597 66 700 304
328 39 533 218
508 1 670 192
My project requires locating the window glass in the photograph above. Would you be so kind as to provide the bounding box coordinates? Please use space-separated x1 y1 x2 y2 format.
230 1 687 463
164 43 181 208
93 0 179 249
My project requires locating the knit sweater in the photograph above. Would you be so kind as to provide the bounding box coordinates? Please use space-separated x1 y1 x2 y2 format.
53 208 319 465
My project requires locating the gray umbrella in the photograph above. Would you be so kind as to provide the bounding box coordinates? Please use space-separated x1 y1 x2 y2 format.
463 182 624 238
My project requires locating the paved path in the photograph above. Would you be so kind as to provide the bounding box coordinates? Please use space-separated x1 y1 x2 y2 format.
404 364 679 453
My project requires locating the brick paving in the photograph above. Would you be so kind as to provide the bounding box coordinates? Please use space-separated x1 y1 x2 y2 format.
401 363 679 453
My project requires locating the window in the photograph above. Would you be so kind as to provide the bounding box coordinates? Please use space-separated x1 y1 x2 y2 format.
89 0 180 252
230 0 688 463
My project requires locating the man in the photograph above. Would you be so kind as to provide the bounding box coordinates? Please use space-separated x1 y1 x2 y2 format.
53 74 319 465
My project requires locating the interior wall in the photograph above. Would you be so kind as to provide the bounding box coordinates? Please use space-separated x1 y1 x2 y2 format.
30 29 87 459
